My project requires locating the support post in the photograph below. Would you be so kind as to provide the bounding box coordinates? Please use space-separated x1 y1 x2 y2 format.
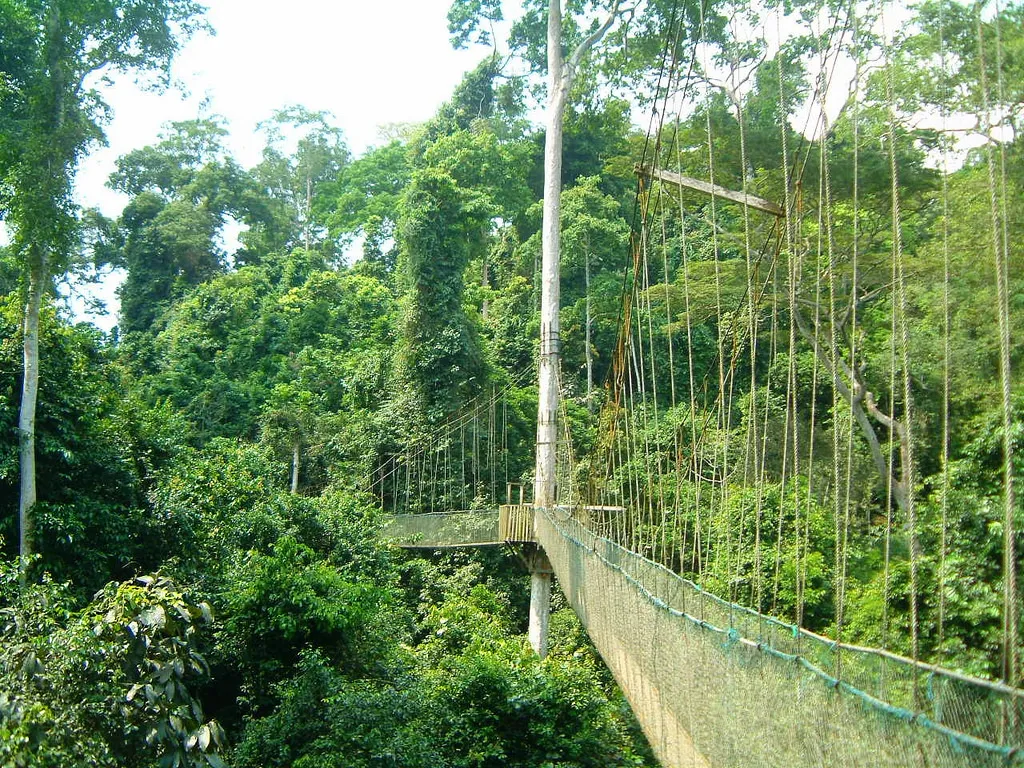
528 548 552 663
529 569 552 658
637 164 785 217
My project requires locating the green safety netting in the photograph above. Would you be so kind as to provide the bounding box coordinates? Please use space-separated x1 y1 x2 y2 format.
534 506 1024 768
383 507 1024 766
384 511 502 548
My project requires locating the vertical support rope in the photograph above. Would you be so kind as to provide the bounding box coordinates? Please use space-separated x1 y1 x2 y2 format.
775 3 802 626
975 0 1019 690
882 7 920 674
731 26 765 612
812 10 850 680
937 0 952 663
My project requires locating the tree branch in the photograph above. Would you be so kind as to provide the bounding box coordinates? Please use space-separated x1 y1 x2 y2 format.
792 302 908 513
566 1 626 78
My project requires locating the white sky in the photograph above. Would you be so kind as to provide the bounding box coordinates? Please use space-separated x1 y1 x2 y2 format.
65 0 497 328
77 0 491 216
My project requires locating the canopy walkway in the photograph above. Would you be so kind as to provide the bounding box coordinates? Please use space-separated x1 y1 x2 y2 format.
383 505 535 548
371 0 1022 763
386 506 1024 767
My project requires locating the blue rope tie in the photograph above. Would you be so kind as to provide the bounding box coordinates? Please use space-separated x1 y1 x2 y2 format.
723 627 741 650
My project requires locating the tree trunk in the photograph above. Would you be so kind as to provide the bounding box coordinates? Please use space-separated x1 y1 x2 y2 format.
585 246 594 411
19 252 47 571
291 439 300 494
535 0 619 508
530 0 622 660
18 3 65 577
534 0 569 510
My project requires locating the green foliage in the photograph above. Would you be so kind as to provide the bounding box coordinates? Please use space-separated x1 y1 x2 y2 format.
147 438 398 581
0 0 209 572
1 0 208 276
110 118 230 198
397 165 490 426
0 246 19 294
414 575 650 768
412 58 503 151
130 257 397 454
93 576 227 768
109 118 268 336
448 0 504 49
0 296 160 591
116 193 224 335
232 564 654 768
247 107 351 262
232 650 439 768
6 2 1022 764
148 439 286 572
526 98 637 197
327 140 410 272
0 566 224 768
220 536 389 698
889 0 1024 120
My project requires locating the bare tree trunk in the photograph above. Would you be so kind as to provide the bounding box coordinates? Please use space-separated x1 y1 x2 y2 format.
532 0 621 658
291 440 300 494
18 3 64 579
19 252 47 572
534 0 620 508
585 246 594 411
534 0 569 511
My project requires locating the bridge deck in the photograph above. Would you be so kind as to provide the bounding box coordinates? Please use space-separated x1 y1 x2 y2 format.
384 505 535 548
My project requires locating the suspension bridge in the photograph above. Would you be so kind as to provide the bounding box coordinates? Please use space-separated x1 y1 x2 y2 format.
368 1 1022 765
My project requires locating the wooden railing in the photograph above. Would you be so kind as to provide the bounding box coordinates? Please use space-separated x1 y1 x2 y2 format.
499 504 535 543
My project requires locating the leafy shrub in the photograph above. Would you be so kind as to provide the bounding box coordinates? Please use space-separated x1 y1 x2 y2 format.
0 564 224 768
219 536 394 711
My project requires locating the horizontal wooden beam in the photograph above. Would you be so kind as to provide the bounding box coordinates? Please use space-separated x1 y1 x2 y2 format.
637 165 785 218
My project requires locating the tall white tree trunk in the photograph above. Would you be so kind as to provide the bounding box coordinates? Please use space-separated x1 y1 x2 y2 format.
19 253 47 570
531 0 621 658
534 0 620 509
534 0 569 511
291 440 301 494
19 2 65 577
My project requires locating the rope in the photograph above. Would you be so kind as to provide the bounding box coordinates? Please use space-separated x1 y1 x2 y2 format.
975 0 1019 689
882 5 921 675
937 0 952 662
